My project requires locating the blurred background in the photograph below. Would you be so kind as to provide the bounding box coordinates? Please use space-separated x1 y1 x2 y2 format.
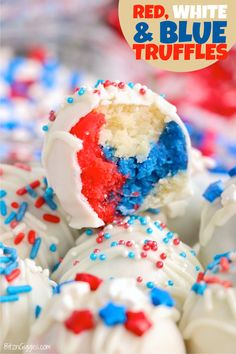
1 0 236 171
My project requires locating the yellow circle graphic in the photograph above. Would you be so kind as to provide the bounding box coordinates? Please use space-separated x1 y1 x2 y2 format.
119 0 236 72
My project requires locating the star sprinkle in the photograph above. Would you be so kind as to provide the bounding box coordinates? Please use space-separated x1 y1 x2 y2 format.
203 180 224 203
150 287 175 307
75 273 103 291
125 311 152 336
191 282 207 295
99 302 127 326
64 310 94 334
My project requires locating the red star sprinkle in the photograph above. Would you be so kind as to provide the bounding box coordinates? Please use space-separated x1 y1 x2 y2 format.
125 311 152 336
75 273 103 291
64 310 94 334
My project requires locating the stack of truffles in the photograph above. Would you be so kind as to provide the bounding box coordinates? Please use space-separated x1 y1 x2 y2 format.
1 81 235 354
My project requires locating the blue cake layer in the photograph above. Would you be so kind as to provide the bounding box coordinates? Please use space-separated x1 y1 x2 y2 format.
102 121 188 215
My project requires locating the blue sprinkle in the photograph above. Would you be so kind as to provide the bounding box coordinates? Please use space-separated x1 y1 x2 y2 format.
85 229 93 236
43 177 48 188
166 232 174 239
90 253 97 261
0 190 7 198
94 80 104 88
0 256 11 263
163 238 169 244
0 294 19 303
99 302 127 326
147 208 160 215
42 125 49 132
150 287 175 307
7 285 32 295
139 217 147 225
30 238 42 260
214 252 231 261
0 200 7 216
25 185 37 198
167 280 174 286
4 211 16 224
146 281 154 289
195 265 200 272
192 282 207 295
16 202 28 222
179 252 186 258
128 82 134 88
110 241 118 247
127 218 134 225
45 187 54 196
229 166 236 177
128 251 135 259
67 97 74 103
190 250 196 256
203 180 224 203
146 227 153 234
35 305 42 318
51 261 61 273
99 254 106 261
78 88 86 96
154 221 162 230
49 244 57 252
44 194 57 210
104 233 111 239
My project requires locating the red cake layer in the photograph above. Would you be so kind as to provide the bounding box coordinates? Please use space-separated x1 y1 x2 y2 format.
70 110 126 223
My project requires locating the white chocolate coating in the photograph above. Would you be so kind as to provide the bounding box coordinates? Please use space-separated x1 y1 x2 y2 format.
42 81 191 229
180 252 236 353
199 174 236 267
0 249 55 352
27 279 186 354
53 216 202 309
0 164 75 271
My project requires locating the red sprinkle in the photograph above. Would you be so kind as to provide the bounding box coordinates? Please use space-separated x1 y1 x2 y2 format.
34 196 45 208
10 221 18 229
49 110 56 121
93 89 100 95
28 230 36 244
11 202 19 209
14 232 25 245
16 180 40 196
6 268 21 282
141 251 147 258
43 214 60 223
119 240 125 245
73 260 80 266
126 241 133 247
137 276 143 283
220 257 230 272
75 273 103 291
160 253 167 260
139 88 146 95
197 272 205 282
103 80 112 88
64 310 94 334
118 82 125 89
96 236 103 244
156 261 164 269
173 238 180 246
143 244 150 251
